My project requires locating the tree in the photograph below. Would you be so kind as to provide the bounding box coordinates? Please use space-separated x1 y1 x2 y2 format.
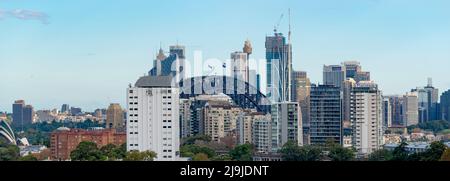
70 141 106 161
328 145 355 161
182 135 211 145
192 153 209 161
369 149 393 161
100 144 123 161
180 145 216 158
0 144 20 161
18 154 38 161
124 150 157 161
392 142 409 161
280 141 301 161
440 148 450 161
211 154 233 161
281 141 322 161
420 141 447 161
229 144 253 161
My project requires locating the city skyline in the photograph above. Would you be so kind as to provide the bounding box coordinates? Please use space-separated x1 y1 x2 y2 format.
2 0 450 112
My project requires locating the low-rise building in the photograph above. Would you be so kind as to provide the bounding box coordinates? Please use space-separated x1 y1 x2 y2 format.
50 127 126 160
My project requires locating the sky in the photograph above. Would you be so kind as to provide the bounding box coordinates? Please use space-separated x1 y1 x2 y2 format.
1 0 450 112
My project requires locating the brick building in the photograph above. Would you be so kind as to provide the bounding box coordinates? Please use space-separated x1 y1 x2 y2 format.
50 127 126 160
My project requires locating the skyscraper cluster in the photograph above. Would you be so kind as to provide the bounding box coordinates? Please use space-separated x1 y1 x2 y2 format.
122 13 450 161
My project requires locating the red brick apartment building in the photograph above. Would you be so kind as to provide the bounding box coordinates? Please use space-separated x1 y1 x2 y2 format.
50 127 126 160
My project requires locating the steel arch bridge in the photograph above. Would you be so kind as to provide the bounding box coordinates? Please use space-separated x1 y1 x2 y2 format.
179 76 271 113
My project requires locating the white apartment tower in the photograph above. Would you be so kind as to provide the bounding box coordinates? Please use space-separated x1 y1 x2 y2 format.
127 76 180 161
251 114 272 154
271 102 303 152
350 81 383 156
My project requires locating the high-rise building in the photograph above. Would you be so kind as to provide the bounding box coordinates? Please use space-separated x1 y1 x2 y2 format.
385 95 405 126
203 100 242 142
179 99 191 138
342 78 356 125
411 78 439 123
403 92 419 126
230 51 249 82
382 98 392 128
149 45 186 81
127 76 181 161
70 107 82 116
291 71 311 145
22 105 34 125
309 84 342 145
266 33 292 103
323 65 345 88
252 114 272 154
61 104 70 114
186 94 234 137
350 81 383 156
106 103 124 130
12 100 25 128
441 90 450 121
342 61 370 82
237 111 269 145
12 100 33 129
271 102 302 152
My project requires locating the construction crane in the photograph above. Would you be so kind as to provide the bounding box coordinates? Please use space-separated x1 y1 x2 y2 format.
274 13 284 33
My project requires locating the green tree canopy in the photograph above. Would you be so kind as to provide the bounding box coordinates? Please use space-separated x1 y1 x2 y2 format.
70 141 106 161
18 154 38 161
229 144 253 161
328 145 355 161
124 150 157 161
419 141 447 161
180 144 216 158
369 149 393 161
0 144 20 161
182 135 212 145
192 153 209 161
281 141 322 161
392 142 409 161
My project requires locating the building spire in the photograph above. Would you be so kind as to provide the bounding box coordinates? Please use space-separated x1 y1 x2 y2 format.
156 42 166 61
288 8 291 44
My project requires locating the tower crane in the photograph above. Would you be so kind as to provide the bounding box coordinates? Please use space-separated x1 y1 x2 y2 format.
274 13 284 34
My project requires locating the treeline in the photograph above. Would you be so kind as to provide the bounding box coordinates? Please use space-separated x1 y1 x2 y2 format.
408 120 450 133
369 141 450 161
180 135 252 161
69 142 157 161
282 141 450 161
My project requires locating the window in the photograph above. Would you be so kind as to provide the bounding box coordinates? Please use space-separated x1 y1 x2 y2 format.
134 132 138 134
130 132 133 134
129 90 133 93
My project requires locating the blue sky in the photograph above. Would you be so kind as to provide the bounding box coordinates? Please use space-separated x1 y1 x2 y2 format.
1 0 450 112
